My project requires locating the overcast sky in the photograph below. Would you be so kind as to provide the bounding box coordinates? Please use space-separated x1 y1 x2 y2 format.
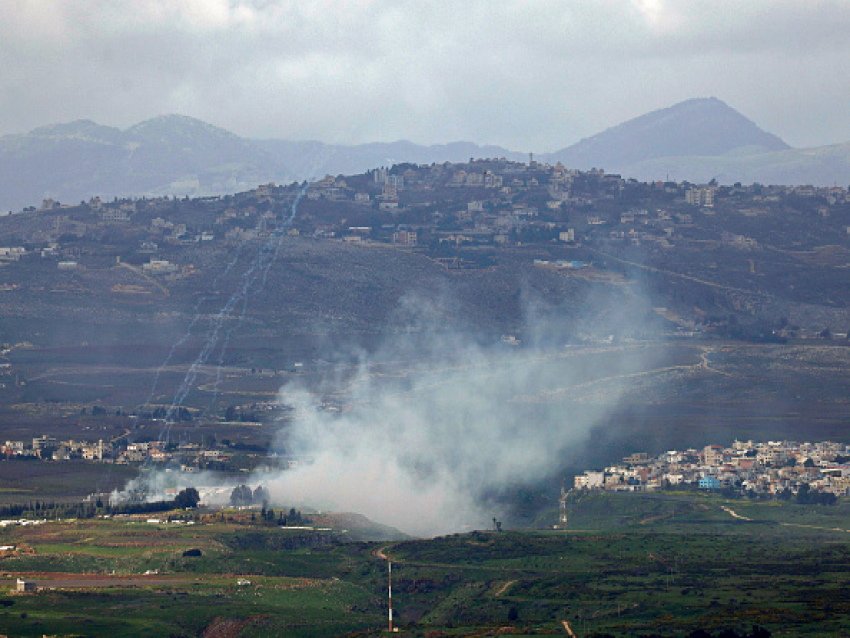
2 0 849 152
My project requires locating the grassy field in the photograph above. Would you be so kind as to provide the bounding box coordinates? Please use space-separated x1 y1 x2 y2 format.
0 461 139 506
0 492 849 636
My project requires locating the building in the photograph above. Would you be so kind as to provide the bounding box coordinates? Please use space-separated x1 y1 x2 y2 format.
392 230 417 246
686 187 715 207
17 578 36 592
699 476 721 490
703 445 726 466
143 260 178 274
0 246 26 260
32 435 57 451
623 452 650 465
101 208 130 223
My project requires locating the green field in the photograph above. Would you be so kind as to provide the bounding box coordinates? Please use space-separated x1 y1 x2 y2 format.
0 493 848 636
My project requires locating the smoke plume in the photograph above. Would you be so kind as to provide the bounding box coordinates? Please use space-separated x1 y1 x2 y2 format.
262 290 662 537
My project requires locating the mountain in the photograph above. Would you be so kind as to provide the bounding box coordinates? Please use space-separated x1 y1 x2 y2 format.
1 100 848 211
543 97 791 170
0 117 518 212
0 115 286 211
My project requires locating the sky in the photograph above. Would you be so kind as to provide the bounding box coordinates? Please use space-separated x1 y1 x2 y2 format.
2 0 850 152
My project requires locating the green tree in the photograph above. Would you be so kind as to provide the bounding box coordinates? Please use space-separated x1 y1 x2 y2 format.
174 487 201 509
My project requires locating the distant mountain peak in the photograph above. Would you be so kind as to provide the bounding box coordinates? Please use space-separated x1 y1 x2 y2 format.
549 97 790 170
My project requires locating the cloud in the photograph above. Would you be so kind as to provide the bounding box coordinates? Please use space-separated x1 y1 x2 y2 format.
1 1 848 150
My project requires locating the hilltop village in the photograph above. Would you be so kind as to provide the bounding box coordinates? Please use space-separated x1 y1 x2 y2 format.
5 158 848 255
576 439 850 501
1 158 849 338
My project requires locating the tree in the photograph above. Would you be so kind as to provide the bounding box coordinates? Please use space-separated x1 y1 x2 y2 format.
230 484 252 506
174 487 200 509
253 485 270 505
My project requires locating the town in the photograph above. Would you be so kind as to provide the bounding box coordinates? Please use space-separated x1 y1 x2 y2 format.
2 427 289 474
6 432 850 506
6 158 849 257
575 439 850 502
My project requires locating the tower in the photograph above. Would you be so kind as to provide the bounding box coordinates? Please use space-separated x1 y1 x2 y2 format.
388 550 393 633
559 480 568 528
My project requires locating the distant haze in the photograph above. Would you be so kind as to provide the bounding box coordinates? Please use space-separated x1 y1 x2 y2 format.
1 2 850 150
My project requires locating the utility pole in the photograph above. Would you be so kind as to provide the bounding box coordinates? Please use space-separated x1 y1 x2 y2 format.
559 480 568 528
388 550 393 633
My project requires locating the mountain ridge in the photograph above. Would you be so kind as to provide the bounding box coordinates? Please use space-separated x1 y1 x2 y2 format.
1 100 848 211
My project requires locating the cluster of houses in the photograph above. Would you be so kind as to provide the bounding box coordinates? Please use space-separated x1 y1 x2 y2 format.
294 159 850 251
2 435 110 461
6 157 850 274
574 439 850 497
1 435 235 471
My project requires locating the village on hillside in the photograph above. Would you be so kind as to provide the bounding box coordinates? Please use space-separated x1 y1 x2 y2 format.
575 439 850 502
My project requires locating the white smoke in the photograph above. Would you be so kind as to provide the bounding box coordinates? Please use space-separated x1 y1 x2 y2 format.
112 285 668 537
263 291 662 537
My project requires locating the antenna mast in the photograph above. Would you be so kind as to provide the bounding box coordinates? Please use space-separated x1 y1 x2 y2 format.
388 550 393 633
559 480 568 528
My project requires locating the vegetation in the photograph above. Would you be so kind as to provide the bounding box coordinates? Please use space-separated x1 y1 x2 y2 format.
0 487 201 520
1 492 849 636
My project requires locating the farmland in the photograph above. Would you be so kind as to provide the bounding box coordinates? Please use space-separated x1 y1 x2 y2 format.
1 492 849 637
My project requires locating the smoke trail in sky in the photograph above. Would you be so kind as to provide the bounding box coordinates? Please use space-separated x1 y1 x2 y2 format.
125 138 339 454
141 240 248 411
154 185 306 444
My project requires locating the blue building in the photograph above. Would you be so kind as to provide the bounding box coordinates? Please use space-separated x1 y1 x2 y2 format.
699 476 721 490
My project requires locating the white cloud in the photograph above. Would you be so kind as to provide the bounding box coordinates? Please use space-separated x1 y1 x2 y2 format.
1 0 849 149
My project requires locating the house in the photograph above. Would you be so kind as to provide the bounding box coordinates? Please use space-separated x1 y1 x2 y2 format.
703 445 726 466
17 578 36 592
143 260 178 274
392 230 417 246
698 476 721 490
0 247 26 260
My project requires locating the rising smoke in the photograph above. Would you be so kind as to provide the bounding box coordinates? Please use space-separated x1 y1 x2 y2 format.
113 282 668 537
258 289 664 537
